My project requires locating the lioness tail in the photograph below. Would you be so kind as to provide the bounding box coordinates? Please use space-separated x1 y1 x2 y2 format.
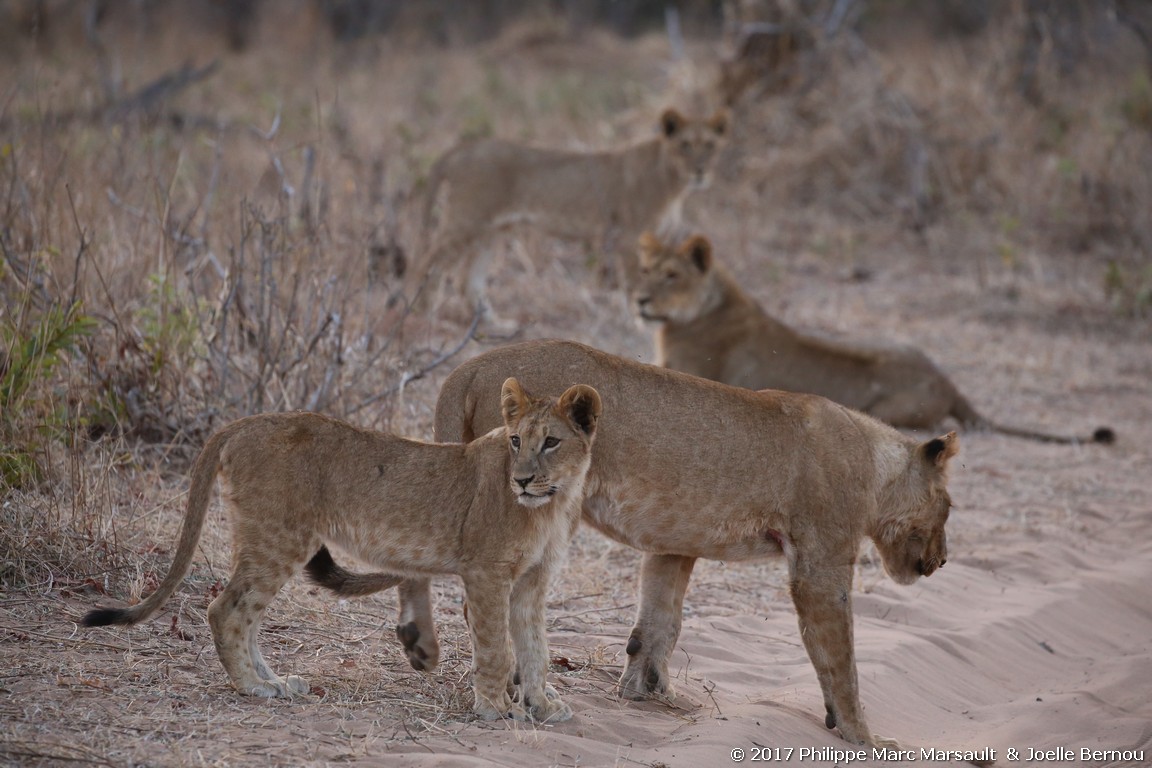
951 395 1115 445
304 545 404 597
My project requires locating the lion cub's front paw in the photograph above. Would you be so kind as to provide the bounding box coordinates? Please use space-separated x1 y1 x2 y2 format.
525 693 573 723
473 692 528 722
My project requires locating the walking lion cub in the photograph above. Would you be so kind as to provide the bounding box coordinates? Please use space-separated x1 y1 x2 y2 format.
633 230 1114 444
402 108 730 325
82 378 601 724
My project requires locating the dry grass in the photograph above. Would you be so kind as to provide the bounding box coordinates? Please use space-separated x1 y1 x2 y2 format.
1 3 1150 766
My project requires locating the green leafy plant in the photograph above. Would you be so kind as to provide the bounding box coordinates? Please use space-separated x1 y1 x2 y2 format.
135 272 208 375
1120 72 1152 132
1 301 95 488
1104 260 1152 318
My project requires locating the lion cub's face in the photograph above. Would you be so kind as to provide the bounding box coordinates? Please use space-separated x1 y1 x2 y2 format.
659 108 730 189
633 232 715 325
873 433 959 586
500 378 601 509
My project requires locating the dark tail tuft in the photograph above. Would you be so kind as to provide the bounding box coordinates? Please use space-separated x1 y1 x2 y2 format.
1093 427 1116 445
304 546 344 590
305 545 404 597
82 607 134 627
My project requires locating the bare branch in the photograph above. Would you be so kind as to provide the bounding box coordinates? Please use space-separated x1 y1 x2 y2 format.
105 61 220 121
345 312 481 418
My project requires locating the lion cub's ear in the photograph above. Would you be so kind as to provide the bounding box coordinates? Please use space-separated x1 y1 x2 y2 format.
557 384 601 437
635 231 663 255
660 108 687 138
709 108 731 137
921 431 959 469
501 378 532 425
680 234 712 273
638 231 663 262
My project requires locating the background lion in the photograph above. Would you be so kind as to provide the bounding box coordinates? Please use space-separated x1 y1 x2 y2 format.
633 230 1115 445
81 378 602 724
310 340 973 754
400 107 729 328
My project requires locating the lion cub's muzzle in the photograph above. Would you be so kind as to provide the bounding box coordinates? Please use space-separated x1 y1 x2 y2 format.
512 474 557 507
633 297 662 322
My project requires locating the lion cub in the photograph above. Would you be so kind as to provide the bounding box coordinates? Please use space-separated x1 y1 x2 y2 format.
82 378 601 724
633 230 1114 444
402 107 730 327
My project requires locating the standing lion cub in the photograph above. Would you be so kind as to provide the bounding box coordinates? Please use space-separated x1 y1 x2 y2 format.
402 108 730 327
81 378 601 724
633 230 1114 444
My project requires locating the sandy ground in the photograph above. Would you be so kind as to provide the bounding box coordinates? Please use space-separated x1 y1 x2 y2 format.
4 223 1151 767
2 10 1151 766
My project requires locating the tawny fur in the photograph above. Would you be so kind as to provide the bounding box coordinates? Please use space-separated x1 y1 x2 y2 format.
401 108 729 324
311 340 965 753
81 378 601 725
632 231 1114 445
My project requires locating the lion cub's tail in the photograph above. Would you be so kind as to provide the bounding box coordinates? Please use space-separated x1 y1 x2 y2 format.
951 395 1115 445
81 421 242 628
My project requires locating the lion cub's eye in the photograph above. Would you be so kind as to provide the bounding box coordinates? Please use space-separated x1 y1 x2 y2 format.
542 436 560 451
665 270 679 281
510 435 521 450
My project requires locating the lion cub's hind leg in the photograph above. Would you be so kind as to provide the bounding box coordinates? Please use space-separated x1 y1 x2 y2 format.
207 527 317 698
397 577 441 672
462 242 521 339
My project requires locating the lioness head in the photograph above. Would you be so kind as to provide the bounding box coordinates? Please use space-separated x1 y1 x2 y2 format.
633 231 716 324
659 108 729 189
872 432 959 585
500 377 601 509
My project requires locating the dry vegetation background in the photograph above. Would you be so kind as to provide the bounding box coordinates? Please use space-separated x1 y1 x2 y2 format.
2 1 1151 766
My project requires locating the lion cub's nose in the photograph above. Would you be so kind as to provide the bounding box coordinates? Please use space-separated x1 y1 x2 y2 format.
515 475 534 490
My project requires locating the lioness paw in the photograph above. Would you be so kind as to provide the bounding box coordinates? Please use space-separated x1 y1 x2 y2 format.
617 660 671 701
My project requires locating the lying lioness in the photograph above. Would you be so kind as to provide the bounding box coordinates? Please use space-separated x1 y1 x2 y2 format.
82 378 601 724
633 231 1113 444
310 340 976 754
